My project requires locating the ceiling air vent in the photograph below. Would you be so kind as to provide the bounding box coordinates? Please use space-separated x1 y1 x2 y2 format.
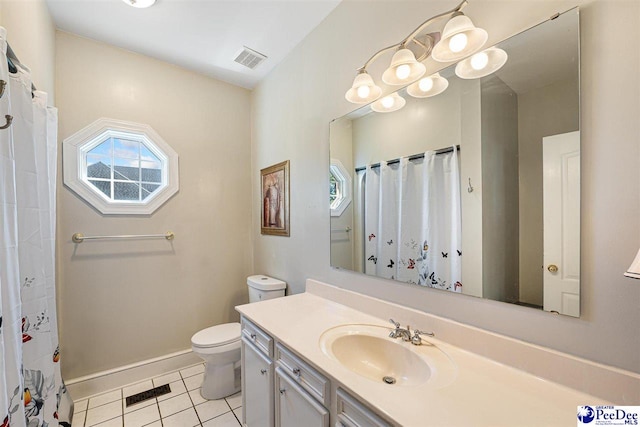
234 46 267 70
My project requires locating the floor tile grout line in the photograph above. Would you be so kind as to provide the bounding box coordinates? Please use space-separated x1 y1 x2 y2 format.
182 377 204 426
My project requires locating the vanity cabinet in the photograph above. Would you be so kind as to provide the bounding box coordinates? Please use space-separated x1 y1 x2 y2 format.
240 316 391 427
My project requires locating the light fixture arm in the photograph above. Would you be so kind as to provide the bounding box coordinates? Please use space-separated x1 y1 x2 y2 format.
356 0 468 73
357 42 403 72
403 0 467 46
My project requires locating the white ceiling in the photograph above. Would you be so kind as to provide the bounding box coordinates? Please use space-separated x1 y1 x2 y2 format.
46 0 341 89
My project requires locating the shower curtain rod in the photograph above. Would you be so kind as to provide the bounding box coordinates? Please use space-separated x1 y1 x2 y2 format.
6 43 37 94
354 145 460 172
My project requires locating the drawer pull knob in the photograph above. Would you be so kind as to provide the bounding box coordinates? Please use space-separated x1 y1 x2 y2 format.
279 388 286 395
292 368 301 378
260 369 267 375
250 333 257 340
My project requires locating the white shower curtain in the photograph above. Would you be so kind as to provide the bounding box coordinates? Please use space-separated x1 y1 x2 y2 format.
362 148 462 292
0 27 71 427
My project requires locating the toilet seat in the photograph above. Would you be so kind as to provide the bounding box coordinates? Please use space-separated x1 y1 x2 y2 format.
191 322 240 348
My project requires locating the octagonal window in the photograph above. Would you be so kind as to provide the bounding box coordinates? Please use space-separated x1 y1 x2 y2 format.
330 158 352 217
63 119 179 215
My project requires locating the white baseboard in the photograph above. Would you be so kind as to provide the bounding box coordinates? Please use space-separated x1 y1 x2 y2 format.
66 349 201 400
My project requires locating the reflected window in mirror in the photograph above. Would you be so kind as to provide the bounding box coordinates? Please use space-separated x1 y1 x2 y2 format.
330 159 352 217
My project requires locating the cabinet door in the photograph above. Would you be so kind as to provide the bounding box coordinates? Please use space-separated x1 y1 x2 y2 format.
242 337 274 427
276 367 329 427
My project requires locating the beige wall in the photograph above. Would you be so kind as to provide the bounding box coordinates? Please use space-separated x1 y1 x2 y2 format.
518 77 580 305
56 32 253 379
252 0 640 373
0 0 56 103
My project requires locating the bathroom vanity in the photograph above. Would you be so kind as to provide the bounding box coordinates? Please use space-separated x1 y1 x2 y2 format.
236 279 622 427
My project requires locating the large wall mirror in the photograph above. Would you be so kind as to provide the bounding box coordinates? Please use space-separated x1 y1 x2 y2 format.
329 8 580 316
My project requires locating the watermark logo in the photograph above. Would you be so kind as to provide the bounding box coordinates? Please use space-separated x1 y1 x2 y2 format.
578 406 640 426
578 406 596 424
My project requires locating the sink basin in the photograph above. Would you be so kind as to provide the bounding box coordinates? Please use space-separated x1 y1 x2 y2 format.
319 324 456 388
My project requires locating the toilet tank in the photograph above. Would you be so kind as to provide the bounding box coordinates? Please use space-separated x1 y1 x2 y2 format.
247 275 286 303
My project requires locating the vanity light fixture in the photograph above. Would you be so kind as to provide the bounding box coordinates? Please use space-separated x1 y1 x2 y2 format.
624 249 640 279
381 49 426 86
431 13 488 62
122 0 156 8
407 73 449 98
345 71 382 104
345 0 490 105
371 93 406 113
455 47 508 79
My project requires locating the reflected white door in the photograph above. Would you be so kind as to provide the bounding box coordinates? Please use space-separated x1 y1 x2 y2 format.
543 131 580 316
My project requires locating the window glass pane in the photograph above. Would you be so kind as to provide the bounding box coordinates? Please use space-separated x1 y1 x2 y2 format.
113 138 140 159
329 173 338 204
113 158 140 181
141 161 162 183
88 138 112 157
141 183 160 200
114 182 140 201
88 180 111 198
140 144 161 163
87 155 111 179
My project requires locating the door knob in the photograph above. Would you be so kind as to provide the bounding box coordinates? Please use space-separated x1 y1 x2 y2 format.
547 264 558 273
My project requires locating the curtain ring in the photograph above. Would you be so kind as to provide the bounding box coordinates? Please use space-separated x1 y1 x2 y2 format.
0 80 6 99
0 115 13 130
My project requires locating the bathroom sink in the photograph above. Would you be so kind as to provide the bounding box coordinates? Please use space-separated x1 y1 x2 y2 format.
319 324 456 388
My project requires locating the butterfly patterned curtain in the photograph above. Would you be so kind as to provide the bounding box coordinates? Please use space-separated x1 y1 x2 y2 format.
361 147 462 292
0 27 72 427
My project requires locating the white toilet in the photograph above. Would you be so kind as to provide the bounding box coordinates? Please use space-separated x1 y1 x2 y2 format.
191 275 286 400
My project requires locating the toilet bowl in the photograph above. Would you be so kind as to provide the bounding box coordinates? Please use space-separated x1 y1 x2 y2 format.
191 275 286 400
191 323 242 400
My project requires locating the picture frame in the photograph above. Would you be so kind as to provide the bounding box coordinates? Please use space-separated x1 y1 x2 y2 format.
261 160 290 236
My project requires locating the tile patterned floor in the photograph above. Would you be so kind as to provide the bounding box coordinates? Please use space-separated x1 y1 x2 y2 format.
72 363 242 427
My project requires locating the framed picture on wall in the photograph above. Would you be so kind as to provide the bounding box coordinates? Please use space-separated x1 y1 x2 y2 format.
261 160 290 236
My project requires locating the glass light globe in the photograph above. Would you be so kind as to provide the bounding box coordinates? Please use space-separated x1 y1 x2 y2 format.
419 77 434 92
357 85 371 99
122 0 156 8
449 33 468 53
381 96 395 108
471 52 489 70
395 64 411 80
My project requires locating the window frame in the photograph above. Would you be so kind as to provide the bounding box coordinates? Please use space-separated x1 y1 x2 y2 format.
63 118 179 215
330 158 352 217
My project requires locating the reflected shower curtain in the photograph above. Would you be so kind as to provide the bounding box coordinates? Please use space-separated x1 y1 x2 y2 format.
362 148 462 292
0 28 72 427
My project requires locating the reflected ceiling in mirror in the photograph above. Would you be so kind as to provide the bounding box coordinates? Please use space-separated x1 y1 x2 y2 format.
329 8 580 316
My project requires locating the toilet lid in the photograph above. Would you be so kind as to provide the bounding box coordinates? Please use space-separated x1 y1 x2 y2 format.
191 322 241 348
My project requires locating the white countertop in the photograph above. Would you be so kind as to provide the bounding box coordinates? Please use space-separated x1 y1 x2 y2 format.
237 292 609 427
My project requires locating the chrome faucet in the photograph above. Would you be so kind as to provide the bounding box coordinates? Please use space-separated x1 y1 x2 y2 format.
410 329 435 346
389 319 434 345
388 319 412 342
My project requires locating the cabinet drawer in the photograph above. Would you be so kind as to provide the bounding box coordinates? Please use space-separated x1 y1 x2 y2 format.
276 367 329 427
241 317 273 357
336 388 392 427
276 343 329 406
